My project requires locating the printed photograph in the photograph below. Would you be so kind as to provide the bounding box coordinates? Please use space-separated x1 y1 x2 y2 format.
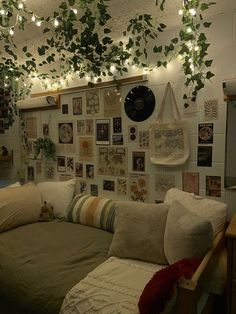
90 184 98 196
58 122 73 144
103 179 115 192
197 146 212 167
61 103 69 114
132 151 145 172
112 134 123 145
182 171 199 195
57 156 66 172
113 117 122 133
206 176 221 197
96 119 110 145
75 162 83 177
86 164 94 179
73 97 82 115
198 123 213 144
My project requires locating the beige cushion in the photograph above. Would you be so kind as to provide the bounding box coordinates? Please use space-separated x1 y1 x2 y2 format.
164 200 213 264
37 179 76 218
108 203 169 264
164 188 227 236
0 183 42 232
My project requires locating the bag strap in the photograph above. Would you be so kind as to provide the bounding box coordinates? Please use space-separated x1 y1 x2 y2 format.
157 82 181 121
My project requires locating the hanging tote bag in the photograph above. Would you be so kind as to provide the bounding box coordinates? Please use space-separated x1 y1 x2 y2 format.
149 82 189 166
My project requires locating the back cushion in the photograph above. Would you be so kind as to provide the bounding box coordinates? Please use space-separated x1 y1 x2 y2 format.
66 194 116 232
164 200 214 264
164 188 227 236
108 202 169 264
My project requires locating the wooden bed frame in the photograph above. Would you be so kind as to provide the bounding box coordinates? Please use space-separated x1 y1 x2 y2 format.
177 227 227 314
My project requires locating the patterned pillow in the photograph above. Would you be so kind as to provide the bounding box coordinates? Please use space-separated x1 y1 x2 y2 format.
66 194 116 232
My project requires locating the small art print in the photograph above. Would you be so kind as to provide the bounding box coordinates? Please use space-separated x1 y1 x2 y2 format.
132 151 145 172
43 124 49 136
86 164 94 179
112 134 123 146
90 184 98 196
73 97 82 115
113 117 122 133
130 174 148 202
104 89 121 117
57 156 66 172
182 171 199 195
139 130 149 149
197 146 212 167
117 178 127 195
66 157 74 172
103 179 115 192
75 162 83 177
155 173 175 193
58 122 73 144
98 147 127 177
45 164 55 179
86 90 100 115
85 119 94 135
96 119 110 145
198 123 213 144
27 166 34 181
79 180 87 194
204 99 219 120
62 103 69 114
77 120 85 134
79 137 94 161
206 176 221 197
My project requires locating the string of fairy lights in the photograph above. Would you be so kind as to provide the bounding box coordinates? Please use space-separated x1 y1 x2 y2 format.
0 0 209 93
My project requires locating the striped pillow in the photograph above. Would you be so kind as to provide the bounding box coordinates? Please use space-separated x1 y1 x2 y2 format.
66 194 116 232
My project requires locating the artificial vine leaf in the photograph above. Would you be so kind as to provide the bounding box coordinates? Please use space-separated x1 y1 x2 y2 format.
206 71 215 79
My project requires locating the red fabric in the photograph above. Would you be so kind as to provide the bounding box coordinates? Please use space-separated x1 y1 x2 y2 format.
138 257 201 314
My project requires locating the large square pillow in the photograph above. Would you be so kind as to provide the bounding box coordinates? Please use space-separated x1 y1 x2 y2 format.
66 194 116 232
37 179 76 218
0 183 42 232
164 200 213 264
164 188 227 236
108 203 169 264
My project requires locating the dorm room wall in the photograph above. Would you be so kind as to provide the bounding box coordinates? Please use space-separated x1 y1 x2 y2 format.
0 10 236 216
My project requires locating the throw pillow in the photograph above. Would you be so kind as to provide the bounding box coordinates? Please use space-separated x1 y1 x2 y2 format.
0 183 42 232
37 179 76 218
164 188 227 236
138 257 201 314
108 203 169 264
66 194 116 232
164 200 213 264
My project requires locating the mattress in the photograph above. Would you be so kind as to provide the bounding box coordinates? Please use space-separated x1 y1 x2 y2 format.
0 221 113 314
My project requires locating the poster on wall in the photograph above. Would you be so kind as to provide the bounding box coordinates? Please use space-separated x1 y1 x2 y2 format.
77 120 85 134
113 117 122 133
197 146 212 167
112 134 123 145
96 119 110 145
139 130 149 149
78 137 94 161
57 156 66 172
98 147 127 177
35 161 42 174
73 97 82 115
130 174 148 202
104 89 121 117
182 171 199 195
85 119 94 135
43 124 49 136
75 162 83 177
132 151 145 172
198 123 213 144
204 99 219 120
25 117 37 139
86 90 100 115
78 180 87 194
86 164 94 179
206 175 221 197
117 178 128 195
66 157 74 172
90 184 98 196
58 122 73 144
103 179 115 192
45 164 55 179
155 173 175 193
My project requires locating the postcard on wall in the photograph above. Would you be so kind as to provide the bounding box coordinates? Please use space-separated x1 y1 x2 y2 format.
130 173 148 202
66 157 74 173
45 164 55 179
75 162 83 177
86 164 94 179
117 178 127 196
103 179 115 192
197 146 212 167
183 98 198 117
104 89 121 117
112 134 123 146
78 180 87 194
25 117 37 139
128 125 138 143
139 130 149 149
85 119 94 135
27 166 35 181
73 97 82 115
78 137 94 161
57 156 66 172
204 99 219 120
96 119 110 145
113 117 122 133
58 122 73 144
98 147 127 177
198 123 213 144
43 124 49 136
206 175 221 197
182 171 199 195
61 103 69 114
77 120 85 135
132 151 145 172
155 173 175 193
90 184 98 196
86 90 100 115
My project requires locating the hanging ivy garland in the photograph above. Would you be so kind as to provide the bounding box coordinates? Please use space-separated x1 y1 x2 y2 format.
0 0 215 128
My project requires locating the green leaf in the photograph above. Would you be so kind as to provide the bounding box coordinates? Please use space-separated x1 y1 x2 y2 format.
22 46 27 53
206 71 215 79
153 45 162 53
203 22 211 28
104 28 111 33
205 60 213 67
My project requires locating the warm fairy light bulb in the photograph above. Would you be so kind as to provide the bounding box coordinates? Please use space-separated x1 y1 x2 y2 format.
36 20 42 27
194 46 199 51
24 83 27 87
54 19 59 27
15 77 19 81
187 27 192 33
178 9 183 15
85 75 90 81
132 64 136 69
18 15 22 22
0 9 5 15
110 64 116 72
189 8 196 16
72 8 78 14
9 28 14 36
4 83 8 87
18 3 24 9
31 14 36 22
5 76 8 79
189 58 193 62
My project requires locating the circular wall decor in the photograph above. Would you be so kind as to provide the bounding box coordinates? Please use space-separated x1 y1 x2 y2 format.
124 86 155 122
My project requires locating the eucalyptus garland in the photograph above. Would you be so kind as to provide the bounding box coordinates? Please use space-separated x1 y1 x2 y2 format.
0 0 216 127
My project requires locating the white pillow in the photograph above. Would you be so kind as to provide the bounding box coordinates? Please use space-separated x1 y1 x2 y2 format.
37 179 76 218
164 188 227 236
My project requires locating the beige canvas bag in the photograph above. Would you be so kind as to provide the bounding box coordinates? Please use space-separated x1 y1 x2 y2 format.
149 82 189 166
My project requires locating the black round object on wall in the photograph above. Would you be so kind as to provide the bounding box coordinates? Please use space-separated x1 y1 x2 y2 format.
124 86 155 122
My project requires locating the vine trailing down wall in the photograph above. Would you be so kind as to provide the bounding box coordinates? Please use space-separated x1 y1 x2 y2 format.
0 0 215 129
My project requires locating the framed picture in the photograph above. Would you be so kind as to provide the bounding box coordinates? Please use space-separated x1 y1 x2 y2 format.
57 156 66 172
96 119 110 145
75 162 83 177
86 164 94 179
103 179 115 192
73 97 82 115
112 134 123 145
132 151 145 172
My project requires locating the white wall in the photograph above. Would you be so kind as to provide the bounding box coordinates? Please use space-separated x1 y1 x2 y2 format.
1 10 236 216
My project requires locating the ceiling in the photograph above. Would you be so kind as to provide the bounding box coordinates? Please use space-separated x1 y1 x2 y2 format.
10 0 236 45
